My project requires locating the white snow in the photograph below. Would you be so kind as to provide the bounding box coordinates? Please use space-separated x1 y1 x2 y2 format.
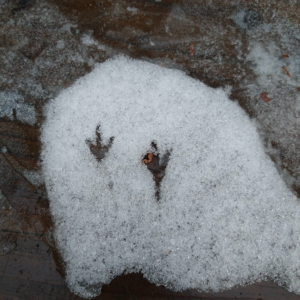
41 56 300 298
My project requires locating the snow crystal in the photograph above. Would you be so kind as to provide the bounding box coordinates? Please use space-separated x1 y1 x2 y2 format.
127 7 138 14
41 56 300 298
23 170 44 186
81 34 106 51
247 42 297 87
1 147 7 154
56 40 65 49
60 23 77 33
232 9 262 30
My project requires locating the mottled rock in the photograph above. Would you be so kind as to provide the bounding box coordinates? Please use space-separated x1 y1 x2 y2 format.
1 0 300 298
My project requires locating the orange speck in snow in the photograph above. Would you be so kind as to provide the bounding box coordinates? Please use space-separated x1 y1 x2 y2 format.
260 92 270 102
282 66 291 77
142 152 154 164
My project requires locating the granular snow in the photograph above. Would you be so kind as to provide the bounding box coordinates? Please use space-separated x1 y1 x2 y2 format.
41 56 300 298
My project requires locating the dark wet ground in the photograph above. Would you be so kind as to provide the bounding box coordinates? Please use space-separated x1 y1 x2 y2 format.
1 0 300 299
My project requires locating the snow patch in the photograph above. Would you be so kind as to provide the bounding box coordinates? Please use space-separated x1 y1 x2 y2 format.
127 7 138 14
42 56 300 298
0 92 36 125
81 34 106 51
56 40 65 49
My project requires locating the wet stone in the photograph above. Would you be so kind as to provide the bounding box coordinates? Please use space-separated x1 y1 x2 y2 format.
0 233 17 256
12 0 35 14
1 0 300 299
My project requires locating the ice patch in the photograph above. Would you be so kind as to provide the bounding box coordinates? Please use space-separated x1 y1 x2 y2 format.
247 41 300 92
41 56 300 298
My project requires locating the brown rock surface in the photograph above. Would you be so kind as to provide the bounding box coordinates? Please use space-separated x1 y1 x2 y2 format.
1 0 300 299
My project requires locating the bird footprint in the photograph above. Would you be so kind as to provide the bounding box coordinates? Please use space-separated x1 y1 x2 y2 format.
86 125 114 162
143 142 171 201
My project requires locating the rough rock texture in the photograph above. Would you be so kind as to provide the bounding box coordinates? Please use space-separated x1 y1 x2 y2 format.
1 0 300 298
